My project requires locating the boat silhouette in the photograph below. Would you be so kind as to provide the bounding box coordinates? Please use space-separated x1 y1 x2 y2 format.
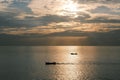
45 62 57 65
71 52 78 55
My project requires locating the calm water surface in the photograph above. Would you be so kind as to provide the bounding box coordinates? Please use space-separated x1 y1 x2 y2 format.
0 46 120 80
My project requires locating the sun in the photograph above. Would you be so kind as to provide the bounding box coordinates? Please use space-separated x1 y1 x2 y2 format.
58 0 79 18
63 1 78 12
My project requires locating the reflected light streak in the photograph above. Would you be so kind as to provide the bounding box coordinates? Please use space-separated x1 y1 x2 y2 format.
66 46 80 63
61 46 81 79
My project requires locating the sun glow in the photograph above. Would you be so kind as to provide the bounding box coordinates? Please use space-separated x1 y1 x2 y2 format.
64 1 78 12
59 0 79 17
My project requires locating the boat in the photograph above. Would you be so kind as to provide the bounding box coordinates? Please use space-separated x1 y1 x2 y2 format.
71 52 78 55
45 62 57 65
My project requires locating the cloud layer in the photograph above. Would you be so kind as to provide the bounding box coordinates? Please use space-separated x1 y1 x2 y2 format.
0 0 120 35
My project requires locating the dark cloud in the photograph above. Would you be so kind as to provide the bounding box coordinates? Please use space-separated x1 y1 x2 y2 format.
87 30 120 45
73 12 120 23
91 6 111 13
85 17 120 23
46 29 120 45
74 13 91 22
36 15 71 26
0 11 71 28
8 0 32 14
106 26 120 29
0 0 32 14
0 29 120 45
74 0 120 3
0 11 35 27
46 30 86 37
90 6 120 15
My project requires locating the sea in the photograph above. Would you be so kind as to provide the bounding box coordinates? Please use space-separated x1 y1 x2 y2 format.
0 46 120 80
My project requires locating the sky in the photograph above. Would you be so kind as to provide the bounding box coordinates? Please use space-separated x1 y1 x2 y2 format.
0 0 120 45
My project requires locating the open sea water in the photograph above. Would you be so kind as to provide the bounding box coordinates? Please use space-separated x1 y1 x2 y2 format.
0 46 120 80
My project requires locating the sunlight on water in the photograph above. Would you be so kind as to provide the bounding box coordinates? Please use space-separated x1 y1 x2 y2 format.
65 46 80 63
67 46 78 52
0 46 120 80
56 46 80 79
39 46 97 80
